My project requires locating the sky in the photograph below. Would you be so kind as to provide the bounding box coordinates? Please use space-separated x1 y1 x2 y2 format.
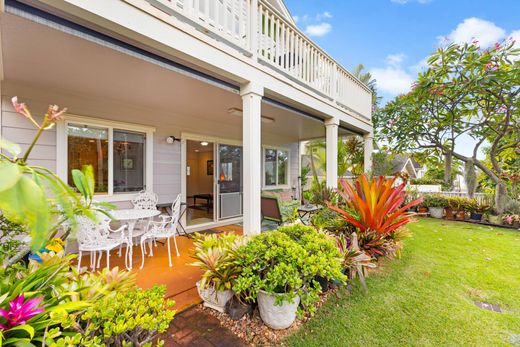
284 0 519 158
284 0 520 103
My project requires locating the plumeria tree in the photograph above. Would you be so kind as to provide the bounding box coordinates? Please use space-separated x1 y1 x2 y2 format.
375 39 520 213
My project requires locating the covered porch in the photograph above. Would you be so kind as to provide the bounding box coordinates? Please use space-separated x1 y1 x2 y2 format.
0 7 371 311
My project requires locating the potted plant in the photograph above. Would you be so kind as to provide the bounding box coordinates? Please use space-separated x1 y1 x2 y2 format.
445 197 457 220
234 228 345 329
468 200 489 221
190 233 244 313
488 214 502 225
451 197 468 221
423 194 447 219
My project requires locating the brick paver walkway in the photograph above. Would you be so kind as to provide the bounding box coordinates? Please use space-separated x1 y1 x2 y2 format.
162 307 247 347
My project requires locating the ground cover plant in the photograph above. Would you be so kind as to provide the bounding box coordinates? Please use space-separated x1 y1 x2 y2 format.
286 218 520 346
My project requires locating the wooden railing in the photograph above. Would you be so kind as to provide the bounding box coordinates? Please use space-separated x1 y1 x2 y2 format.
148 0 372 119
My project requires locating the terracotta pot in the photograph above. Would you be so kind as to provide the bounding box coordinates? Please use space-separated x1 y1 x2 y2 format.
258 290 300 330
418 207 429 213
445 208 455 220
455 211 466 221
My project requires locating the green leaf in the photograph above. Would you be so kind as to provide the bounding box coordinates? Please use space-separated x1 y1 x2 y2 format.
0 162 22 192
82 165 95 198
0 175 49 250
0 138 21 157
71 169 87 198
5 324 35 339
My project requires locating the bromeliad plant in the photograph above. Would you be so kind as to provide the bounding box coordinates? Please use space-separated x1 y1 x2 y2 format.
328 175 423 235
190 233 246 292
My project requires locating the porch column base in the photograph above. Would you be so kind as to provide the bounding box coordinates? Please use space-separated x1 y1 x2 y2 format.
325 117 339 189
241 82 263 236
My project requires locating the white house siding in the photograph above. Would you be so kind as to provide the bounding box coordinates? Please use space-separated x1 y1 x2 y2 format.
1 95 57 172
1 82 301 207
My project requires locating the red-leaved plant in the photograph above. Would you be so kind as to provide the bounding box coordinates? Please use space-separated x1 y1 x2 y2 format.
328 175 423 234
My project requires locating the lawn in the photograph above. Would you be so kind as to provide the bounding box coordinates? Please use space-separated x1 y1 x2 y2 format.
286 218 520 346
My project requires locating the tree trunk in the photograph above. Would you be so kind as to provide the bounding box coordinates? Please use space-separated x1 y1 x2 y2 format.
495 182 507 215
464 159 477 199
444 152 453 190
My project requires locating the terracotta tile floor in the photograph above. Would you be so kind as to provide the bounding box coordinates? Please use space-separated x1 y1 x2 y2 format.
81 225 242 312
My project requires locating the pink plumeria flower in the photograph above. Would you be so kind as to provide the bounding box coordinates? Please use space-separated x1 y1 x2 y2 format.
11 96 32 119
0 294 45 330
505 215 513 225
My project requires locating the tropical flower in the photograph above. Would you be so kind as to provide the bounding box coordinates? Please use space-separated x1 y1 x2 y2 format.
0 294 45 330
45 238 65 253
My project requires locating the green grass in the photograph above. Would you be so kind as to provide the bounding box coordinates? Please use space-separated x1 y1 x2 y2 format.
286 218 520 346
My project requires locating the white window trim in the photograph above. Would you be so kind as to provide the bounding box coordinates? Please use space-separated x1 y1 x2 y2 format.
262 146 290 189
57 114 155 202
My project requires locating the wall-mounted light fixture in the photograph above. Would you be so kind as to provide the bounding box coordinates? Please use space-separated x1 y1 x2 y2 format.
166 136 180 144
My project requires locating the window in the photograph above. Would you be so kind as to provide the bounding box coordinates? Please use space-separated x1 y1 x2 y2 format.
264 147 289 187
61 117 154 199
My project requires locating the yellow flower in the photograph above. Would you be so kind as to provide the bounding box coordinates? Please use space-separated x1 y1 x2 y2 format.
46 238 65 252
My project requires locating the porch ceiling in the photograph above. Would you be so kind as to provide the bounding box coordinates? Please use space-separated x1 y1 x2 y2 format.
0 13 345 144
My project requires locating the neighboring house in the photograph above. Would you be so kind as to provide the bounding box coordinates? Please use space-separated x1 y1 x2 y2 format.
0 0 373 235
390 155 422 179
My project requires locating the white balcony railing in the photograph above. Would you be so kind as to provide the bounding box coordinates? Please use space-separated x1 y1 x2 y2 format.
148 0 372 119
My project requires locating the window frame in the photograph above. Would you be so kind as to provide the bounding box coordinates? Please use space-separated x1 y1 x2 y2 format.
262 146 290 189
57 115 155 202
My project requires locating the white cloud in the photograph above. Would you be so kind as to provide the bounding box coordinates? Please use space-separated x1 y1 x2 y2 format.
439 17 506 47
316 11 333 21
369 54 414 96
293 15 299 24
305 23 332 37
510 29 520 48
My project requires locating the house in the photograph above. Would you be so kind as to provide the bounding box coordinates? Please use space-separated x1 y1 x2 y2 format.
0 0 373 236
389 155 423 179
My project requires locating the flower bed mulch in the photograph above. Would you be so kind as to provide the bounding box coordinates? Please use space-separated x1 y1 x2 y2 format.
201 286 342 346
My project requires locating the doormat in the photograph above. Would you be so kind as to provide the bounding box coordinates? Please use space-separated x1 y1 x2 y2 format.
474 301 502 313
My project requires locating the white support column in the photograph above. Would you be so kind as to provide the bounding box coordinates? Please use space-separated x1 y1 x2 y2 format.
241 82 263 236
325 117 339 189
364 132 374 173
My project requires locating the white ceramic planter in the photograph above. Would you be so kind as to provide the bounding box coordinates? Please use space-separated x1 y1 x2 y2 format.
196 281 233 313
429 207 444 219
257 290 300 330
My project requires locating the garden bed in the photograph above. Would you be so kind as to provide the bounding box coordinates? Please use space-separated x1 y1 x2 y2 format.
201 286 340 346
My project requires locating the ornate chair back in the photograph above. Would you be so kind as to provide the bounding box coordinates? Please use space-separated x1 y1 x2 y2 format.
132 190 159 210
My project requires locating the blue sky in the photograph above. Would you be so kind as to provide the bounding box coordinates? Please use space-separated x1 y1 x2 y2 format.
285 0 520 103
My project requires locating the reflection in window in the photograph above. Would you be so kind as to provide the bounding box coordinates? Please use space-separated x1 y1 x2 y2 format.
264 148 276 186
264 148 289 187
277 150 288 185
67 124 108 193
113 130 146 193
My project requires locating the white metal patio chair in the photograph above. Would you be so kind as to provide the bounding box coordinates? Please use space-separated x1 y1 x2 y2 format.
76 215 129 271
131 190 160 249
139 194 182 269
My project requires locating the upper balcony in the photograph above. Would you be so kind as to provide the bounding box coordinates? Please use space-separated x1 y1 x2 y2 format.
128 0 372 120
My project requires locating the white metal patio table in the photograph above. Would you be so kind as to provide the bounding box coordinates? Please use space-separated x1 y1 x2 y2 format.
111 209 160 270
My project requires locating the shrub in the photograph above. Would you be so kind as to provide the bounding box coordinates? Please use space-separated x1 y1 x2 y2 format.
328 175 423 235
0 216 27 265
310 208 356 234
233 226 345 315
422 194 448 208
51 286 176 347
410 178 444 185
